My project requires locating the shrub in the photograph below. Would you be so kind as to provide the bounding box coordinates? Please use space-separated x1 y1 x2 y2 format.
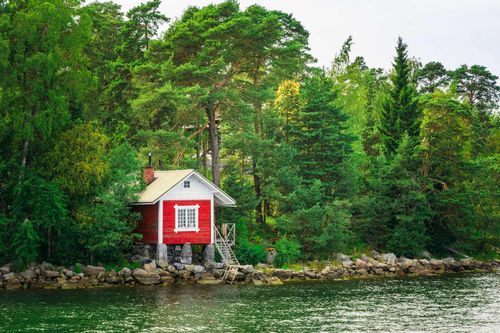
274 237 302 267
235 240 267 265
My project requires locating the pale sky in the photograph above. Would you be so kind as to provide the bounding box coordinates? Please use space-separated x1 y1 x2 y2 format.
105 0 500 76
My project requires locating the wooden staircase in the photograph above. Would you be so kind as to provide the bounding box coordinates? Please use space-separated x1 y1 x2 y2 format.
214 224 240 283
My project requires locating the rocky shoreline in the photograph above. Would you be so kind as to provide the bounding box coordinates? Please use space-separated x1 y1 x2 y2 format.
1 253 499 290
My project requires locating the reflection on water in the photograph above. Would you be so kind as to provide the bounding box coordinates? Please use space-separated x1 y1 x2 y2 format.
0 273 499 332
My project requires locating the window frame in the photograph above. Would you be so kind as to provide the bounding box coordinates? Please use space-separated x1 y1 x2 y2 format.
183 180 190 188
173 204 200 233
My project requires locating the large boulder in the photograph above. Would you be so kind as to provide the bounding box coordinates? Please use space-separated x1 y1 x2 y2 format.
193 265 206 274
203 244 216 265
272 269 292 279
355 259 367 269
20 269 37 281
42 270 61 279
239 265 255 275
132 268 161 285
84 265 106 277
118 267 132 279
143 262 157 273
157 260 169 270
180 244 192 265
381 253 397 265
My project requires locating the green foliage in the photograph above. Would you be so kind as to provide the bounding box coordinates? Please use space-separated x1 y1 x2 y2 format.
274 237 302 267
78 143 143 263
0 1 497 267
379 37 420 156
235 240 267 266
11 219 40 269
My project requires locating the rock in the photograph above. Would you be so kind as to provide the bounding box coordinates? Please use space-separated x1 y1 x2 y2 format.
203 244 216 265
357 268 368 276
360 254 370 262
6 277 22 290
213 262 224 269
193 265 205 274
256 263 270 269
42 270 61 279
62 269 74 278
0 264 11 275
156 244 168 261
337 253 352 262
430 259 444 270
419 259 430 266
373 268 384 275
342 261 353 268
157 260 169 270
212 269 226 279
160 275 175 284
84 265 106 277
106 271 119 284
381 253 397 265
303 268 317 278
184 265 195 272
143 262 157 273
251 279 263 286
371 250 381 259
118 267 132 279
20 269 37 281
132 268 161 285
267 276 283 285
181 244 192 264
239 265 255 274
272 269 292 279
167 265 177 273
40 262 55 272
173 263 184 271
321 266 332 275
355 259 367 269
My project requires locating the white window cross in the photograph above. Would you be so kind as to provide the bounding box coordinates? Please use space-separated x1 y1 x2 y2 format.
174 204 200 233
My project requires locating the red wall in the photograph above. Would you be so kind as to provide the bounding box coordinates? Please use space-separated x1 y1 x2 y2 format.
163 200 211 244
133 204 158 244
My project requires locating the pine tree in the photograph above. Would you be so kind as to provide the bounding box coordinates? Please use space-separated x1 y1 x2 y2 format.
379 37 420 157
294 70 354 201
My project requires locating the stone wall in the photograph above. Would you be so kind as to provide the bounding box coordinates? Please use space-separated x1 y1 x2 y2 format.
0 254 498 290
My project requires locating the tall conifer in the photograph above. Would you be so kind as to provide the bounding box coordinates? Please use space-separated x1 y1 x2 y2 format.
379 37 420 156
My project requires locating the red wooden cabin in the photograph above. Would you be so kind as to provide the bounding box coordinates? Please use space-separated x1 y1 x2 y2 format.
132 166 236 260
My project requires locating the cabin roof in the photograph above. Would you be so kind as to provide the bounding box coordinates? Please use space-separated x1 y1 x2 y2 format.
133 169 236 207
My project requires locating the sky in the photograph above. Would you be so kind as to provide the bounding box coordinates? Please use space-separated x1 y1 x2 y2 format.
108 0 500 76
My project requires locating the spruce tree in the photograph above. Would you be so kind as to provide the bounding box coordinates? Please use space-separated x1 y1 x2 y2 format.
379 37 420 156
294 70 353 201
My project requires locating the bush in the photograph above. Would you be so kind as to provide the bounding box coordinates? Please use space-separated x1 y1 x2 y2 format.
235 240 267 265
274 237 302 267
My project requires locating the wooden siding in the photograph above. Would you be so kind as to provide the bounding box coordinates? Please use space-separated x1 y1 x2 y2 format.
163 200 211 244
132 204 158 244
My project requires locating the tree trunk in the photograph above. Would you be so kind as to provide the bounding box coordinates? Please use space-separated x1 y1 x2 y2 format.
253 160 264 225
206 107 221 187
21 140 29 167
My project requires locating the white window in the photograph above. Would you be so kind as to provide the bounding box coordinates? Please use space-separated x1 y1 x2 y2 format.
174 204 199 232
183 180 190 188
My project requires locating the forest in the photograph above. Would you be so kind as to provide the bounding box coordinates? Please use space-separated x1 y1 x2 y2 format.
0 0 498 268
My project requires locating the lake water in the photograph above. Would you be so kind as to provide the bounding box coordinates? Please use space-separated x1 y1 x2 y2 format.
1 273 499 332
